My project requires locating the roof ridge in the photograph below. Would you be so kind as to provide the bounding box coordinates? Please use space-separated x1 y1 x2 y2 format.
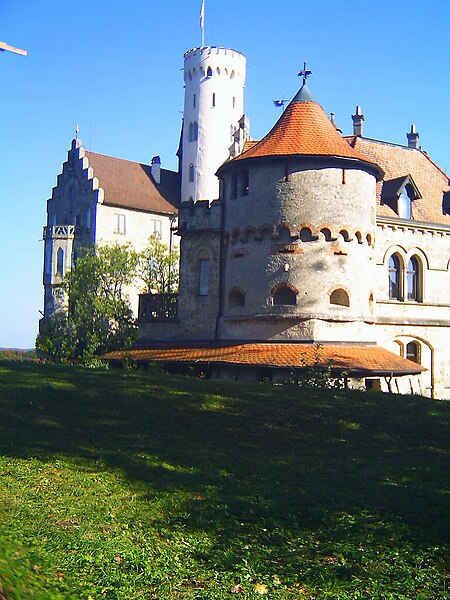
85 149 150 168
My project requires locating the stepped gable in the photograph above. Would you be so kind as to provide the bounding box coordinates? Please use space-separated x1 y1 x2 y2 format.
231 84 382 177
346 136 450 225
85 151 180 214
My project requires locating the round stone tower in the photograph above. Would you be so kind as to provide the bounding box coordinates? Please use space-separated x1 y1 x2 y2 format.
181 46 246 203
216 82 384 343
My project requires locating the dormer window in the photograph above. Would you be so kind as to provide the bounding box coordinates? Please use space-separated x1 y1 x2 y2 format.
398 187 412 219
443 191 450 215
381 175 421 219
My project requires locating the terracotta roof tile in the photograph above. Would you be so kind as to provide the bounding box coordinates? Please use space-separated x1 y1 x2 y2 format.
232 95 380 175
346 136 450 226
85 151 180 214
104 343 424 376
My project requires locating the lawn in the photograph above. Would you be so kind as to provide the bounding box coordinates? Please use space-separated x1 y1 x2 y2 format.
0 361 448 599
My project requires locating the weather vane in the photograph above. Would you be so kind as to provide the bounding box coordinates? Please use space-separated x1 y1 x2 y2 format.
298 62 312 85
75 125 80 140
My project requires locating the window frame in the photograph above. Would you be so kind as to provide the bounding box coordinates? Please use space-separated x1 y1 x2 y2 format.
388 253 402 300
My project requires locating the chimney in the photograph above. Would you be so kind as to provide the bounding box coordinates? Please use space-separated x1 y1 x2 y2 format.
151 155 161 184
407 124 419 149
330 112 342 134
351 105 364 137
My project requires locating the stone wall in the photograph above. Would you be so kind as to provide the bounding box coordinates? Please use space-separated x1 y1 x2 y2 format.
218 158 378 341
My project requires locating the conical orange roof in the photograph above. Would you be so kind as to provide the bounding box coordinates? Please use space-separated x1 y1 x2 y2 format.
232 84 382 176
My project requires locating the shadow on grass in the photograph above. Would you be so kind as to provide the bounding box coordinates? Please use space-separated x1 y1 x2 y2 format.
0 360 449 558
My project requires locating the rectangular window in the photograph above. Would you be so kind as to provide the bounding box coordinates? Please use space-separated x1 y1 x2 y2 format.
231 172 238 199
151 218 162 238
198 258 209 296
241 169 249 196
193 93 196 108
86 207 91 230
114 213 126 234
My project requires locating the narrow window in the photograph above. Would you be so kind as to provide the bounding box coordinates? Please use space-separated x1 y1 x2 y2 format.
56 247 64 276
114 213 126 235
198 258 209 296
85 207 91 230
273 285 297 306
193 93 196 108
212 92 216 107
231 172 238 199
406 256 420 301
389 254 401 299
151 218 162 238
44 242 52 275
232 96 236 109
241 169 249 196
188 121 198 142
189 163 195 183
207 66 213 77
406 341 421 364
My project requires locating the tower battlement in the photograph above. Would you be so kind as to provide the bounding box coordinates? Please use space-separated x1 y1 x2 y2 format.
178 199 221 232
181 45 247 204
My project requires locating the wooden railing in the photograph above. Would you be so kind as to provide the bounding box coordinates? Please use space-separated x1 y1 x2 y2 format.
139 293 179 322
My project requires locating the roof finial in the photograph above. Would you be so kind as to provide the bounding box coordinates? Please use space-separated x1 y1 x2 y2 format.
298 62 312 85
75 124 80 140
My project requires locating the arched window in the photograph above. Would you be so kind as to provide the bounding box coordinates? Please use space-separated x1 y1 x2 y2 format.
207 66 213 77
56 247 64 276
273 285 297 306
189 163 195 183
300 227 313 242
320 228 332 241
330 288 350 307
389 254 401 300
229 289 245 307
406 341 421 364
198 253 209 296
406 256 421 301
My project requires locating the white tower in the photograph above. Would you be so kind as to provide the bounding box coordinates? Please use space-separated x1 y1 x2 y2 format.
181 46 247 203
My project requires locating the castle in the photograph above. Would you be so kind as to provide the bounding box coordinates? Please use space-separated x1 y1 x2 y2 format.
44 44 450 399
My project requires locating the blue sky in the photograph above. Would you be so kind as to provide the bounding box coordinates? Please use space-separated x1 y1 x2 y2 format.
1 0 449 348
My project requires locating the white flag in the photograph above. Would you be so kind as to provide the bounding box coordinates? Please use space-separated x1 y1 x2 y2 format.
200 0 204 28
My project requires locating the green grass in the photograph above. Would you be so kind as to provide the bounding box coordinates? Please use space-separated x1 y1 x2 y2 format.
0 361 448 599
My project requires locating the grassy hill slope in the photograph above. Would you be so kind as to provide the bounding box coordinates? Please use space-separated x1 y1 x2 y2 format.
0 361 448 599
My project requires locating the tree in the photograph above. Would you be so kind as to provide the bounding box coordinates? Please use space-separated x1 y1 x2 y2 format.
36 244 140 364
137 233 179 294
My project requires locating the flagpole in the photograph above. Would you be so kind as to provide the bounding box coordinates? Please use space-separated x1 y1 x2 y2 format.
200 0 205 47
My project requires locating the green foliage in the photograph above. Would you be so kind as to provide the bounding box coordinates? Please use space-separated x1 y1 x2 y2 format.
137 233 179 293
291 344 348 389
36 244 139 364
0 349 36 361
0 361 449 598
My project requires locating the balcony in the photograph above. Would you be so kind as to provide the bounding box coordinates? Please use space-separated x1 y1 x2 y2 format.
43 225 78 239
139 293 179 322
